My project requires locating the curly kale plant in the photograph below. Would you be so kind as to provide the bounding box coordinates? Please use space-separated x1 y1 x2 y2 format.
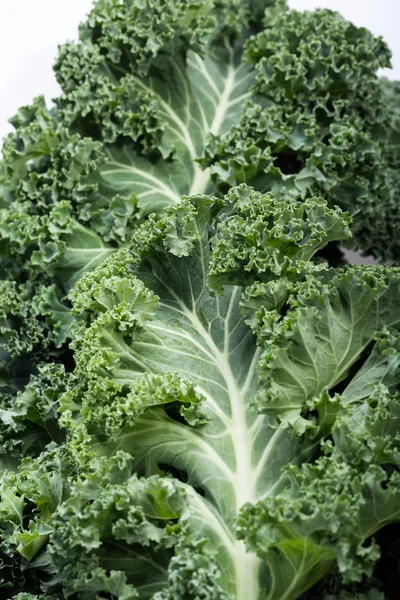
0 1 400 599
1 187 400 599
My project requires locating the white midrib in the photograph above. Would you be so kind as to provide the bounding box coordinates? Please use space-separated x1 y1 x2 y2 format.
189 55 237 196
181 303 261 600
221 358 262 600
152 268 262 598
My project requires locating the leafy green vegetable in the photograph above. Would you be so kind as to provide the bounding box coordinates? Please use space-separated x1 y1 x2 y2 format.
1 1 400 598
2 187 399 598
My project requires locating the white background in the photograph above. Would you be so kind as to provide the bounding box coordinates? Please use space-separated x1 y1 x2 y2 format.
0 0 398 141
